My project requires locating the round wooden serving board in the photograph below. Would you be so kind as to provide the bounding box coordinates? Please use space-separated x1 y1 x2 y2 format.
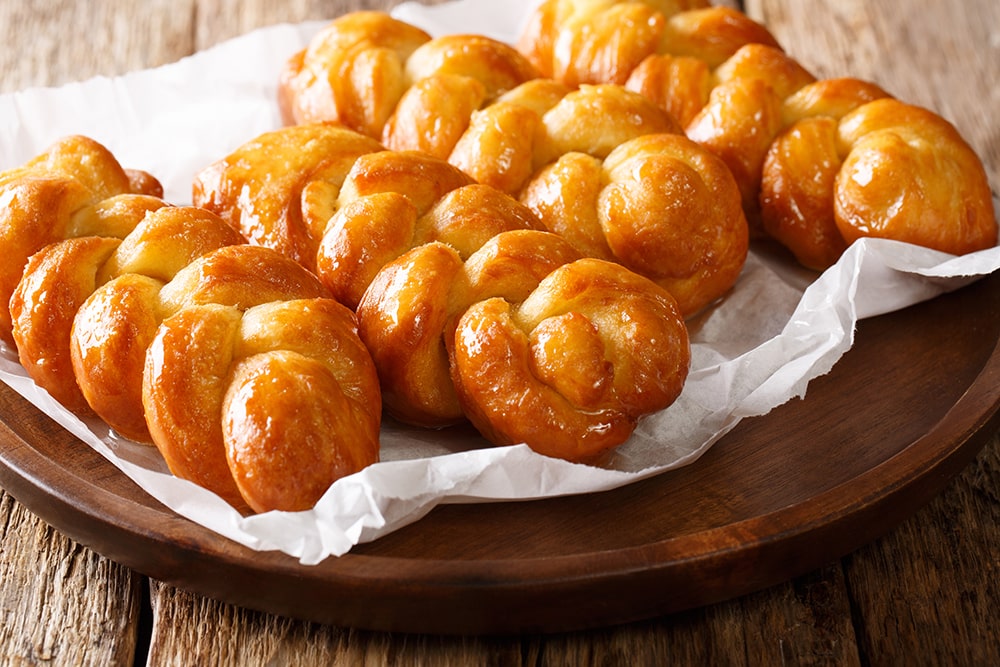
0 269 997 636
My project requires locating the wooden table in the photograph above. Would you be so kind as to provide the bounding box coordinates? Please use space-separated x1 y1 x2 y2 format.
1 0 998 663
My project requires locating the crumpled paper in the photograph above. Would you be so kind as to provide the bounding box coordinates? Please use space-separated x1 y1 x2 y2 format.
0 0 997 564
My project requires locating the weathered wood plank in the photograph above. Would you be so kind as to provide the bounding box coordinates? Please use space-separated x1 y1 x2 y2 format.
0 0 197 93
0 492 142 666
844 433 1000 664
147 580 526 666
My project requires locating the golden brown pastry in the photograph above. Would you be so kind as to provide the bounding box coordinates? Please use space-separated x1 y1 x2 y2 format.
517 1 997 266
195 125 547 311
59 240 378 512
144 297 380 513
192 123 385 271
278 11 431 130
71 243 330 446
517 0 779 86
357 229 690 462
762 97 997 268
357 229 583 427
517 3 813 228
279 11 539 138
318 150 552 308
9 206 243 419
443 81 681 194
520 133 749 316
200 121 746 318
682 43 819 228
452 256 690 463
0 135 164 344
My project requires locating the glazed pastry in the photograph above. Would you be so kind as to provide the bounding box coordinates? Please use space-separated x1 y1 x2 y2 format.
280 13 686 195
277 11 431 131
454 256 690 462
357 229 582 427
517 1 997 266
0 135 164 344
144 296 380 513
9 206 243 419
68 241 377 512
440 81 680 195
762 97 997 268
192 123 385 271
520 133 749 316
194 125 547 310
199 121 744 317
358 230 690 462
681 43 821 227
517 0 779 86
279 11 538 137
70 242 330 446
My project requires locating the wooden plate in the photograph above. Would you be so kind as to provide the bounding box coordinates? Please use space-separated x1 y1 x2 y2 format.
0 269 997 635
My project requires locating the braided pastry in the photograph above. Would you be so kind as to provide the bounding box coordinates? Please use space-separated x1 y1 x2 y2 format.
74 242 375 511
71 242 331 446
682 48 995 266
358 229 582 427
10 206 243 421
358 230 690 461
517 0 779 86
520 132 749 316
194 125 547 310
434 81 680 195
0 135 164 344
279 11 539 138
192 123 385 271
2 136 381 511
518 1 997 266
761 96 997 269
144 296 380 513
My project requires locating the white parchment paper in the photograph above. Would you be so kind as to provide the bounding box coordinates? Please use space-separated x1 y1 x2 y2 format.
0 0 997 564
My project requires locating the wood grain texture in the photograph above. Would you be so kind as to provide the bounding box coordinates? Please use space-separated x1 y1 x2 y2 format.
0 493 141 666
845 434 1000 664
0 0 997 664
0 0 197 93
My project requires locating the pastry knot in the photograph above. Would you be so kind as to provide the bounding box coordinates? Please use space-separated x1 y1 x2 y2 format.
279 11 538 138
0 135 164 344
521 133 749 315
144 296 379 513
10 205 244 422
357 229 690 461
517 0 777 84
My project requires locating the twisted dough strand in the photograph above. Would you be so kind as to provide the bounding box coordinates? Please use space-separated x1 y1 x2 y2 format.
357 229 690 461
451 253 690 462
10 206 243 421
144 297 380 513
200 116 746 319
0 136 164 344
279 12 539 138
192 123 385 271
521 132 749 316
194 126 548 311
357 229 583 428
518 0 997 267
517 0 779 86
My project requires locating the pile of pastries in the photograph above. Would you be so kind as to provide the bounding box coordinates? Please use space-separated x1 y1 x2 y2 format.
0 1 994 513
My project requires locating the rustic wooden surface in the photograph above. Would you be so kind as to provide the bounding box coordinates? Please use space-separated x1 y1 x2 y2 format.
0 0 998 664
